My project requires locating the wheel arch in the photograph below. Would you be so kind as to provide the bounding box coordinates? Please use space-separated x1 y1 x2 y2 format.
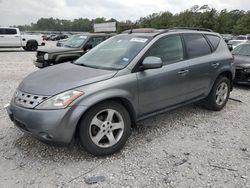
216 71 233 91
73 96 137 140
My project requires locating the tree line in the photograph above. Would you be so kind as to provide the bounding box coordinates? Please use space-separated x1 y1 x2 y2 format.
15 5 250 34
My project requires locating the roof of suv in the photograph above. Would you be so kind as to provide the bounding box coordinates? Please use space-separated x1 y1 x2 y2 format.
122 27 217 37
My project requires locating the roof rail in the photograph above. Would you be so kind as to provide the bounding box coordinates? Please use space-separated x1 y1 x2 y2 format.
170 27 213 32
153 27 213 37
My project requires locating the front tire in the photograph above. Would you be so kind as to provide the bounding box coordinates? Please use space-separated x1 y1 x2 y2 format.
204 76 230 111
78 101 131 156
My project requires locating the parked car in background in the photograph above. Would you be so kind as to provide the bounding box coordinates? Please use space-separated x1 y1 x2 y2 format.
221 34 234 43
56 38 69 47
0 27 45 51
246 34 250 40
50 34 68 41
228 39 248 50
232 43 250 85
6 28 234 156
234 35 249 40
45 34 56 40
34 33 114 68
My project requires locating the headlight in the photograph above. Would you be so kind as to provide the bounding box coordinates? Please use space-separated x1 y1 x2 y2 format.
44 53 49 60
35 90 84 110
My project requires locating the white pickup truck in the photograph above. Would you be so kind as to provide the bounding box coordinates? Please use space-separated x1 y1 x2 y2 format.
0 27 45 51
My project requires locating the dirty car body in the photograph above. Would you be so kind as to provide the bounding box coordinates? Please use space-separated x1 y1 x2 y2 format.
6 28 234 155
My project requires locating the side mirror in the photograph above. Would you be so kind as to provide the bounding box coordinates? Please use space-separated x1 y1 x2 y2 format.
141 56 163 70
227 44 233 51
84 44 93 51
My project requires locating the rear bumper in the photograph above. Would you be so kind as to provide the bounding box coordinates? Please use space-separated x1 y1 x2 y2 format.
5 102 88 144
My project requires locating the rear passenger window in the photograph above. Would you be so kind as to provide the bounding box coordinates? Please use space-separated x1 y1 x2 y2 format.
206 35 221 50
183 34 211 58
146 35 184 65
5 29 17 35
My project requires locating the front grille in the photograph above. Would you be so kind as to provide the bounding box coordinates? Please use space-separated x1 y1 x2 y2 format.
235 68 250 81
14 90 49 109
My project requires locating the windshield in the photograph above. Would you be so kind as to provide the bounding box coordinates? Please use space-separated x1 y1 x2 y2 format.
232 44 250 56
74 35 151 70
63 35 87 48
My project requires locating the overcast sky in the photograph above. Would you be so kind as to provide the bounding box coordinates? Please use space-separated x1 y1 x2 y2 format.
0 0 249 26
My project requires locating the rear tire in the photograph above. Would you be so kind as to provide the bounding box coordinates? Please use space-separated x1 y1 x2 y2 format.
78 101 131 156
204 76 230 111
26 42 38 51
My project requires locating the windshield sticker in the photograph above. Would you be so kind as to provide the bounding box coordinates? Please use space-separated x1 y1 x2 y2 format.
130 38 148 43
79 36 87 39
122 58 129 62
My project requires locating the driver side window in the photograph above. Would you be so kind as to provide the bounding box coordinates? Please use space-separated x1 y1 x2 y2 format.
146 35 184 65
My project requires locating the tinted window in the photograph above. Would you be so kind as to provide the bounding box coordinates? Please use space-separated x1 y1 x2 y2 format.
183 34 211 58
87 36 106 48
5 29 17 35
206 35 221 49
146 35 184 65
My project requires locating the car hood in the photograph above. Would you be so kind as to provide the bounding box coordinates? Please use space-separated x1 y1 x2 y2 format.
233 55 250 68
18 63 117 96
38 47 81 53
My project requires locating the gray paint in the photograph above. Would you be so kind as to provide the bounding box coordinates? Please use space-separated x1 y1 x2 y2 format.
7 30 234 144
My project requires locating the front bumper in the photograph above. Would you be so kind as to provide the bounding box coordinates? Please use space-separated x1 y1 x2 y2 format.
234 68 250 85
33 60 45 68
5 102 88 144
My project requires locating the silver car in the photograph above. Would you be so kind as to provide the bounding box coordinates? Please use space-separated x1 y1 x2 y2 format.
6 28 234 156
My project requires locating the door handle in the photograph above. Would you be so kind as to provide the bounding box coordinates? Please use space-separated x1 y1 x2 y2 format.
211 62 219 68
178 69 189 75
0 36 4 38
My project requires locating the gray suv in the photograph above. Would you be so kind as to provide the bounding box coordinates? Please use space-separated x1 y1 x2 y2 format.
6 28 234 156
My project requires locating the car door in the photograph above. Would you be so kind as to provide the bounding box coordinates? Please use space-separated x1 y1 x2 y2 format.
136 35 190 115
1 28 20 47
182 33 214 100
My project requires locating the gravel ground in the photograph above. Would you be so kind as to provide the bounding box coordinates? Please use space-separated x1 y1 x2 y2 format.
0 42 250 188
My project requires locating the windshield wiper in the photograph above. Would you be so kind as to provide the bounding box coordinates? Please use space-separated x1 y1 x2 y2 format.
75 63 120 70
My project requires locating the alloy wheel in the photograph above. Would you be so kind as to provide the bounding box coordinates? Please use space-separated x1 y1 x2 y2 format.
215 82 228 106
89 109 124 148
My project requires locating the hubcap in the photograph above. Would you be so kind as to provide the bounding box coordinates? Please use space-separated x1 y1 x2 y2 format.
89 109 124 148
215 82 228 106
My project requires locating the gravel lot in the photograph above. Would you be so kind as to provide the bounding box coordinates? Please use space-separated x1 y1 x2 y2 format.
0 42 250 188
